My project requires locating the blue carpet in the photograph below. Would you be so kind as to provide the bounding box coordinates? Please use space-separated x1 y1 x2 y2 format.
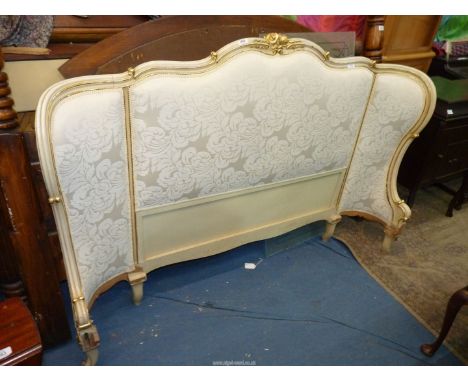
43 236 462 365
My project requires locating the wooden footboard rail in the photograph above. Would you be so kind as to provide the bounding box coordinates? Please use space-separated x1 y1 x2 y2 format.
35 33 436 364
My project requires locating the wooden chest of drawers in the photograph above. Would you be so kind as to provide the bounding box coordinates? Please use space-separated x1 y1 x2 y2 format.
398 77 468 206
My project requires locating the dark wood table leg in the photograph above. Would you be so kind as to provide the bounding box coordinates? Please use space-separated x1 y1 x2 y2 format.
453 171 468 211
420 285 468 357
444 171 468 217
406 187 418 208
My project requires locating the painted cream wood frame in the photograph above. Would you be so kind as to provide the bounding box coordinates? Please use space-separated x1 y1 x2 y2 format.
35 33 436 365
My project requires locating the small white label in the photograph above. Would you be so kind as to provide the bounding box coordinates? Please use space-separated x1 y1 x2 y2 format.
447 109 454 115
245 258 264 270
0 346 12 360
239 39 247 45
378 25 384 31
347 64 356 69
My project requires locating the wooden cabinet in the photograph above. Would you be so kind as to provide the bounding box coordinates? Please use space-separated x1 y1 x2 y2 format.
398 77 468 206
364 16 441 72
381 16 441 72
0 297 42 365
0 47 71 348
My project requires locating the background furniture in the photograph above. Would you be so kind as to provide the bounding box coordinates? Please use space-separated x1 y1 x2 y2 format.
0 297 42 365
446 170 468 217
0 49 70 346
421 285 468 357
375 16 441 72
398 77 468 213
2 16 150 62
0 15 442 348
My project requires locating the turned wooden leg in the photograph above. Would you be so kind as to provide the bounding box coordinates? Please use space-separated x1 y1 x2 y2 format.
131 283 144 306
322 214 342 241
420 286 468 357
128 271 147 306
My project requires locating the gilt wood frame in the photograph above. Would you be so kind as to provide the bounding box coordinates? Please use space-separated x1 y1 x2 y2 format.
35 33 436 365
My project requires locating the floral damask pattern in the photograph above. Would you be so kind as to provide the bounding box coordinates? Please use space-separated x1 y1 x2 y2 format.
131 52 374 209
52 90 134 302
338 74 425 223
46 51 429 306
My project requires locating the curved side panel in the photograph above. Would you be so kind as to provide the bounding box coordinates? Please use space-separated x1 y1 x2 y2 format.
338 69 436 233
38 89 135 305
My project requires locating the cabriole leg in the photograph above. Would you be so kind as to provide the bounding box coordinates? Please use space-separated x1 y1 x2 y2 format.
77 323 100 366
128 271 147 306
322 214 342 241
420 286 468 357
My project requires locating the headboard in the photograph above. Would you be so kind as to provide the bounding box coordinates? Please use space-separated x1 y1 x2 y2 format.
36 33 436 365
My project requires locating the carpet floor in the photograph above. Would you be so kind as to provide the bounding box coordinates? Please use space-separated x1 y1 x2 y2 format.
43 234 461 365
335 183 468 364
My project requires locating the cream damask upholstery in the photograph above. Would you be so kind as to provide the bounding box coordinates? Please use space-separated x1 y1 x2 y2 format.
35 34 436 365
51 90 134 305
339 74 427 222
131 51 373 208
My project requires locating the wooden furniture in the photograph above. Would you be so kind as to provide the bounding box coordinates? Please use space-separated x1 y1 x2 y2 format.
398 77 468 212
0 48 70 347
35 33 435 365
0 15 443 352
0 16 312 348
58 15 311 78
3 16 150 62
0 297 43 365
364 16 441 72
421 285 468 357
446 170 468 217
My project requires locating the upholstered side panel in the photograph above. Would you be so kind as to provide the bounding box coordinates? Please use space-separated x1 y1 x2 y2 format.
338 73 426 224
50 90 134 303
130 51 374 210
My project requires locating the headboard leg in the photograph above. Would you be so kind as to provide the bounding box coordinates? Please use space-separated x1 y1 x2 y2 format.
77 323 100 366
128 271 147 306
322 214 342 241
382 226 399 253
83 348 99 366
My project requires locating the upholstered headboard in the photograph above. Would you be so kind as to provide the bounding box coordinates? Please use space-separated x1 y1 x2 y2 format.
35 33 436 365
